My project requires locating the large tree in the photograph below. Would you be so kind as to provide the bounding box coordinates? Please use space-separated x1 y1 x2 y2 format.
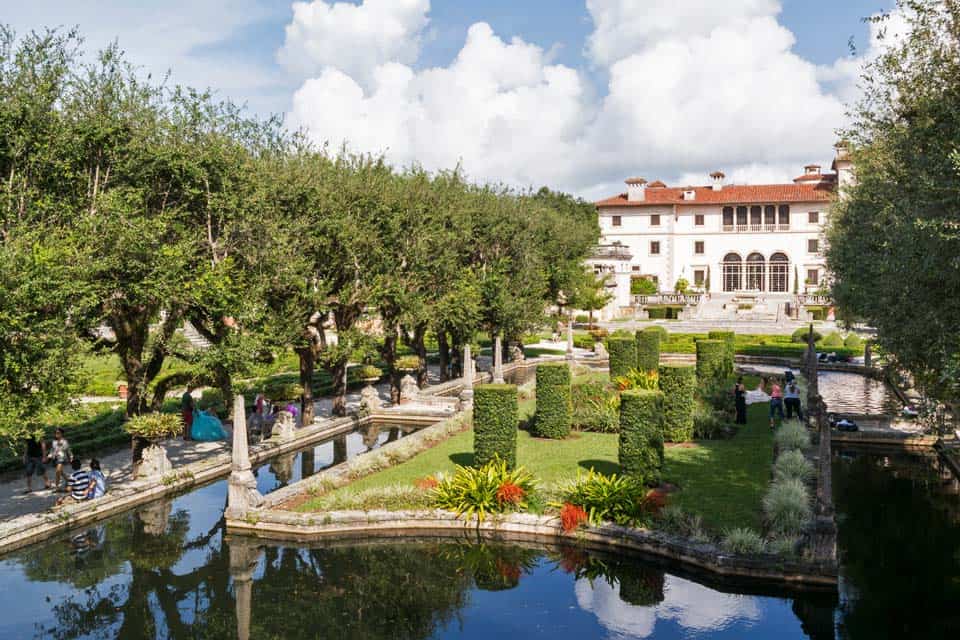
826 0 960 406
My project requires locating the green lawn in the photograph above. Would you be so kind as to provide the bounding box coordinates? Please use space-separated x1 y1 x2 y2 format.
298 374 774 533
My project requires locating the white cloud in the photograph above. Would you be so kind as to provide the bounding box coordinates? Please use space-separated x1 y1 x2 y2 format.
277 0 430 88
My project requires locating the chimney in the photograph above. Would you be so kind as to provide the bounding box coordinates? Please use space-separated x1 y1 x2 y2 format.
625 177 647 202
709 171 725 192
804 164 822 176
832 142 854 190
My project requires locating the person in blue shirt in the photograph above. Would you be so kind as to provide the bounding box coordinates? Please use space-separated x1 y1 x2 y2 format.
86 459 107 499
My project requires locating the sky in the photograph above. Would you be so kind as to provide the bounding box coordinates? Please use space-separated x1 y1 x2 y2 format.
4 0 900 200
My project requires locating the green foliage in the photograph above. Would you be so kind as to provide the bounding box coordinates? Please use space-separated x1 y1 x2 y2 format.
533 363 572 439
395 355 421 371
261 378 304 401
821 332 844 348
658 365 696 442
561 468 653 527
357 364 383 379
630 277 658 295
791 327 823 343
433 458 536 520
473 384 518 468
643 325 668 340
844 333 863 349
646 305 683 319
571 382 620 432
721 528 767 554
692 401 730 440
695 339 725 384
774 422 812 452
673 277 689 294
196 389 227 417
607 336 637 379
618 389 664 482
762 478 812 536
635 329 661 372
773 449 815 483
707 331 735 376
124 412 183 439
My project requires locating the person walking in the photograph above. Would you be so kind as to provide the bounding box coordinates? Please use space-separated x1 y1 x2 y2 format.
784 380 804 421
23 435 52 493
769 378 785 428
181 389 195 441
48 428 72 492
734 377 747 425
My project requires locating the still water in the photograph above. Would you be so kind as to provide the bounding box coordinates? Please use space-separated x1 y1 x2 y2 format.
744 366 900 416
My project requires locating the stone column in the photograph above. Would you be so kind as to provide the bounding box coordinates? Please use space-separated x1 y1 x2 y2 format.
566 320 575 360
333 434 348 465
864 340 872 368
493 335 505 384
227 395 264 519
229 540 262 640
460 343 474 410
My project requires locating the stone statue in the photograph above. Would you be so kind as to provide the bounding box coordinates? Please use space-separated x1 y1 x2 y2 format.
359 384 381 413
271 410 296 442
400 374 419 404
594 341 608 358
137 443 173 480
509 343 525 362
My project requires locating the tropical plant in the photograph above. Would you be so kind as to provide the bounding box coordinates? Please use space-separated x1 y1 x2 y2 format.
559 502 589 532
762 478 812 536
613 368 659 391
433 458 536 520
673 278 689 294
559 469 658 527
124 413 184 440
395 355 421 371
571 382 620 432
721 528 767 554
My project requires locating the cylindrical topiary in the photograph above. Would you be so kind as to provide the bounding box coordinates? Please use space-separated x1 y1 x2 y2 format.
696 339 725 384
607 337 637 380
658 364 696 442
474 384 518 468
534 362 572 439
635 329 661 373
708 330 735 375
618 389 664 482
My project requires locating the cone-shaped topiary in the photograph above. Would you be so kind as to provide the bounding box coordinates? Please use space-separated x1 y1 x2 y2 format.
607 337 637 380
708 331 735 375
474 384 518 468
658 364 696 442
696 339 725 384
635 329 662 373
534 362 572 438
618 389 664 482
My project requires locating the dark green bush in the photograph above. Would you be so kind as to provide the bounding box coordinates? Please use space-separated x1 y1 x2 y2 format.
618 389 664 482
658 365 696 442
635 330 661 372
607 337 637 379
573 334 595 350
534 363 572 439
708 331 735 375
695 339 725 384
791 327 822 343
646 305 683 319
473 384 518 468
631 277 658 295
643 325 668 340
575 314 589 324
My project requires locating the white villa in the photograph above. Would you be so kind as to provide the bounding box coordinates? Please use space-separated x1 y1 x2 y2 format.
588 145 853 320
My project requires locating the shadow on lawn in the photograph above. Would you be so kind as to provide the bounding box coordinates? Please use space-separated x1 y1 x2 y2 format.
449 452 474 467
578 459 621 476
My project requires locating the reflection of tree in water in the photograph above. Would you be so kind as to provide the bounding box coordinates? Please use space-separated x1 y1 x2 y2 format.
834 454 960 639
554 544 665 606
443 542 540 591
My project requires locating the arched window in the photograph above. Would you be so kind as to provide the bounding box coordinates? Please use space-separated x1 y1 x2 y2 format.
746 252 765 291
769 252 789 292
723 253 742 292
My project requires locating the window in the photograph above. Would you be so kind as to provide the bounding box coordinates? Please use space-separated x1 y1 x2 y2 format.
694 269 705 286
632 265 641 272
650 241 660 255
612 215 621 227
694 241 704 254
750 205 762 225
722 207 734 227
764 205 776 225
650 214 661 226
778 204 791 225
695 214 705 226
736 206 748 226
808 239 819 253
807 269 819 285
808 211 820 224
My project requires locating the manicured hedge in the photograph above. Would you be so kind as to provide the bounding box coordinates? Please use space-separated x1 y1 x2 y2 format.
635 329 661 373
607 337 637 379
473 384 518 468
619 389 664 482
658 364 696 442
696 339 726 384
708 331 736 375
534 362 572 439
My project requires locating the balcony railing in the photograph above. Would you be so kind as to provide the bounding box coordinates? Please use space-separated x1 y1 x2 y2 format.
591 244 632 260
633 293 703 306
796 294 830 306
722 223 790 232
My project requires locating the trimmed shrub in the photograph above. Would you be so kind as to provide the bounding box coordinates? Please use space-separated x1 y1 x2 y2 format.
721 528 767 554
575 314 589 324
643 325 668 340
262 378 304 401
695 339 725 384
607 337 637 380
619 389 664 482
658 365 696 442
762 478 812 536
635 330 661 372
820 331 844 348
473 384 518 468
534 362 572 439
708 331 735 375
773 449 815 483
843 333 863 349
573 334 595 350
774 422 812 452
792 327 822 343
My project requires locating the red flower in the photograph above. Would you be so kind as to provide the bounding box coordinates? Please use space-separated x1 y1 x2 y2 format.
415 476 439 490
642 488 668 514
560 502 588 533
558 546 588 573
496 481 525 505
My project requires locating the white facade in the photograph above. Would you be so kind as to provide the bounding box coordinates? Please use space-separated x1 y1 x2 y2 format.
590 147 852 316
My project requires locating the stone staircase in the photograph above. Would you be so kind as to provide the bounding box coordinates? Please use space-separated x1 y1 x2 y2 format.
182 321 212 349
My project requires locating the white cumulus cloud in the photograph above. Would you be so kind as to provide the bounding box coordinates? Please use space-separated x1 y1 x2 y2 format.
277 0 430 88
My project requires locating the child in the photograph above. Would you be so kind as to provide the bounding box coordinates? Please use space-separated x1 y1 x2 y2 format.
57 459 89 505
86 459 107 499
48 428 72 492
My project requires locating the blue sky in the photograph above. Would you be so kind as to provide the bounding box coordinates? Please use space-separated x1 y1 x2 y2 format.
5 0 898 197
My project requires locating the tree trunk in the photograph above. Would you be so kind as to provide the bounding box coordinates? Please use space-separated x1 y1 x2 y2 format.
382 330 400 404
298 347 316 425
437 331 450 382
112 310 151 417
330 360 348 417
403 323 429 388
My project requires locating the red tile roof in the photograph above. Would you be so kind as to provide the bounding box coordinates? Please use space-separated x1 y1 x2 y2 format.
792 173 837 183
596 181 836 207
647 180 667 188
